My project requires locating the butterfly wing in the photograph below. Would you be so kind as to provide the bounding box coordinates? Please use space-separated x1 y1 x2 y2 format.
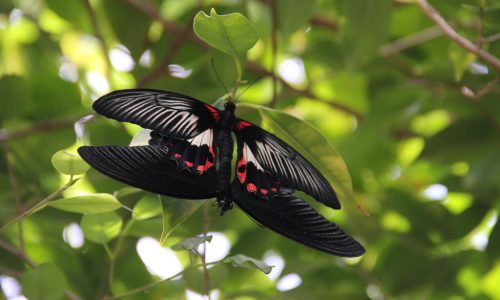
78 145 218 199
232 180 365 257
93 89 220 139
234 120 340 209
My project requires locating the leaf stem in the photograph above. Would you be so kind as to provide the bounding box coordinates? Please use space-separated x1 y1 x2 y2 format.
0 178 79 233
231 55 242 101
108 260 224 299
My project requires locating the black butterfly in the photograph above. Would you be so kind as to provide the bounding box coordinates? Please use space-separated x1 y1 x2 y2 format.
77 89 365 257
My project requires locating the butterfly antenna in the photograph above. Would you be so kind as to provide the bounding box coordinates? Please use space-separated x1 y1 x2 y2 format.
234 75 263 102
211 58 231 101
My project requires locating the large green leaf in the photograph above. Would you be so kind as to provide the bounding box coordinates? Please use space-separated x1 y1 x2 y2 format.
51 150 90 175
132 195 162 220
48 193 122 214
159 197 205 245
21 264 67 300
80 212 123 244
239 104 356 206
193 8 259 57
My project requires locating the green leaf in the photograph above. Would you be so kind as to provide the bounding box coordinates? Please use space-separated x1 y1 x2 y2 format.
172 235 212 251
193 8 259 57
51 150 90 175
132 195 162 220
224 254 273 274
81 212 123 244
159 197 205 245
240 104 356 206
21 264 67 300
48 193 122 214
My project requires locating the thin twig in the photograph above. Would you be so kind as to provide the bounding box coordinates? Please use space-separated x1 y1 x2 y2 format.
417 0 500 71
485 32 500 44
270 0 278 107
137 3 202 87
109 260 224 299
0 178 79 233
379 26 444 57
123 0 207 48
0 114 93 142
1 142 24 252
0 239 35 267
201 202 212 299
474 76 500 99
246 62 364 119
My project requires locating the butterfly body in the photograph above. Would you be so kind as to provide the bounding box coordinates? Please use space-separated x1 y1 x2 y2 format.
78 89 365 257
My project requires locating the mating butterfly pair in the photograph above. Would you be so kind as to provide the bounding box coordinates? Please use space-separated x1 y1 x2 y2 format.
78 89 365 257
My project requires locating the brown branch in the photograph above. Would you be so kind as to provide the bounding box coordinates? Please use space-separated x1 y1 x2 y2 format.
137 3 202 87
270 0 278 107
0 239 35 267
309 15 339 32
417 0 500 71
1 142 24 252
380 26 444 57
122 0 207 49
246 62 364 119
0 114 93 142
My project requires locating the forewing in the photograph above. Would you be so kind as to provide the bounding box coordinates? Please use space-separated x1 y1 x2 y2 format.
234 120 340 209
78 145 218 199
232 180 365 257
93 89 220 139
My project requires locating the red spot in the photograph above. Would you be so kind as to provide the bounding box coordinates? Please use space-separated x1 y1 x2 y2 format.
184 161 194 168
174 153 182 158
196 165 205 173
205 104 220 121
247 183 257 193
204 146 215 170
271 187 277 193
260 188 268 195
237 158 247 183
236 120 253 130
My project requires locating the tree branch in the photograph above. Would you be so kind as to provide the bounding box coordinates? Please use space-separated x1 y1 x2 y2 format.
246 62 364 119
417 0 500 71
0 114 93 142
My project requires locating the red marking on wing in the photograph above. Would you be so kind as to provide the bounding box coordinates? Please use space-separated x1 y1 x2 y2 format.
260 188 268 195
174 153 182 159
196 165 205 174
205 104 220 121
237 158 247 183
247 183 257 193
271 187 277 193
204 146 215 170
236 120 253 130
184 161 194 168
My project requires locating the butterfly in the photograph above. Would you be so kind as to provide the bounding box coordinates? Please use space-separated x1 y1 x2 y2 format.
77 89 365 257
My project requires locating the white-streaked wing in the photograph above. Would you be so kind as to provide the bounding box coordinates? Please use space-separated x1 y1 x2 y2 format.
93 89 220 139
234 120 340 209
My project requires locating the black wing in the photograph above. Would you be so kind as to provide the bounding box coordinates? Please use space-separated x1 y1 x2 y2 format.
93 89 221 139
234 120 340 209
232 180 364 257
78 145 217 199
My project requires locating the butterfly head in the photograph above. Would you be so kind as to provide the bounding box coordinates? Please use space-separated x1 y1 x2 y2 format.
224 101 236 113
219 101 236 128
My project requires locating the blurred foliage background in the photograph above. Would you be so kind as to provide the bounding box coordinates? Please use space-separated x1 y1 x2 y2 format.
1 0 500 299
